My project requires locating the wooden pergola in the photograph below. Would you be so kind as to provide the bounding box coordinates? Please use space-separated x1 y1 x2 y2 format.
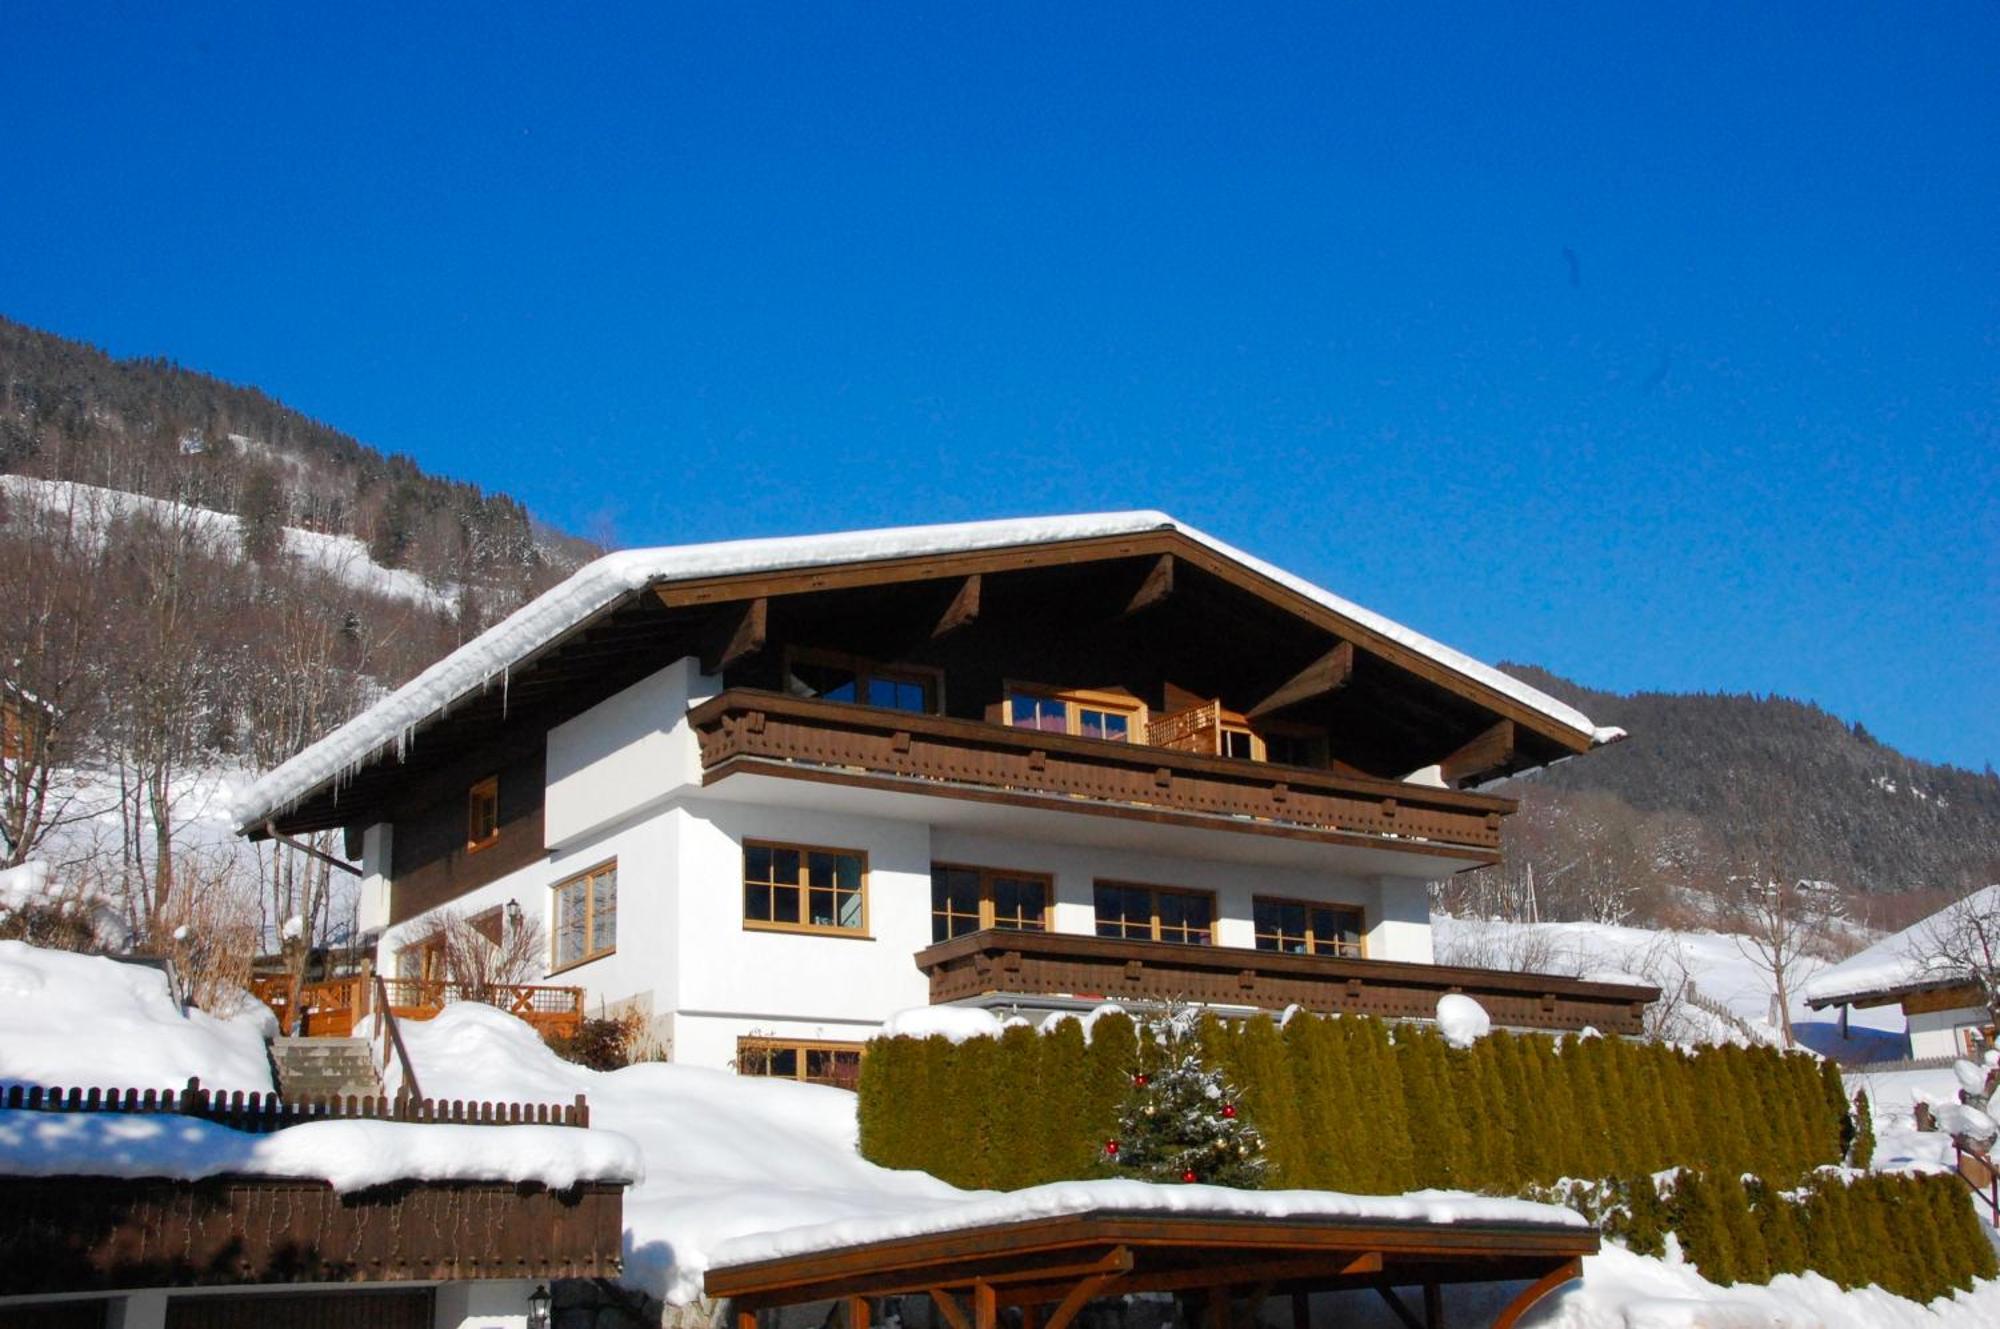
706 1209 1596 1329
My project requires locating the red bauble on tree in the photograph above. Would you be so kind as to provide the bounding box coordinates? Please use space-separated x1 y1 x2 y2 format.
1221 1104 1237 1119
1181 1170 1197 1183
1104 1139 1120 1158
1133 1073 1149 1087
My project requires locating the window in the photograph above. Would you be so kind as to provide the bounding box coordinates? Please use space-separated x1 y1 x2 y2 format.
930 864 1051 942
466 776 499 850
1004 684 1144 742
744 841 867 935
736 1038 864 1090
787 650 938 714
1219 725 1259 760
553 861 618 969
1262 728 1328 769
1253 896 1364 958
1093 882 1215 945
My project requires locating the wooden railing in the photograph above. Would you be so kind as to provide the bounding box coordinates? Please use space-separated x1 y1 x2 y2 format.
366 972 424 1101
1955 1143 1999 1225
2 1077 592 1131
249 971 585 1038
915 928 1660 1036
690 690 1513 861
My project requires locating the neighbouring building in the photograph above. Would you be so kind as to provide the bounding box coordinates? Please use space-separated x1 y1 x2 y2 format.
233 512 1654 1083
1804 884 2000 1061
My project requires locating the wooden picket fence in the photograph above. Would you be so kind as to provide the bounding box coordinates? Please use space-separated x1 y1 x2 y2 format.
1 1077 590 1132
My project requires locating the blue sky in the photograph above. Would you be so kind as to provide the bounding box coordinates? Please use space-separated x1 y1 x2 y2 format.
2 6 1995 768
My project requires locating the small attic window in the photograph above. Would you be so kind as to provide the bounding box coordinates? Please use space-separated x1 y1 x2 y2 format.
467 776 500 851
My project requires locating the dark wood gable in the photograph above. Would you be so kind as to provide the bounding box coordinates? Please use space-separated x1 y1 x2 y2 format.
260 531 1583 837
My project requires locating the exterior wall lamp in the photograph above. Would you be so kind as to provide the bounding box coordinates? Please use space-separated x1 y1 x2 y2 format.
527 1283 552 1329
505 898 524 935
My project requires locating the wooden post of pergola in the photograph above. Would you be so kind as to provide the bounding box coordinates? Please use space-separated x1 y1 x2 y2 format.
709 1211 1594 1329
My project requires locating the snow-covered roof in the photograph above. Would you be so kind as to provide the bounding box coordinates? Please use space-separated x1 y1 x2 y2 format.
1802 884 2000 1007
232 511 1614 832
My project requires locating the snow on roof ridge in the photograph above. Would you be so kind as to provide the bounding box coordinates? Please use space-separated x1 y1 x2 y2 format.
1801 883 2000 1005
232 510 1601 832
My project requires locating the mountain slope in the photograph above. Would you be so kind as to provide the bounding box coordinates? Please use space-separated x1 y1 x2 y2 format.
1483 665 2000 922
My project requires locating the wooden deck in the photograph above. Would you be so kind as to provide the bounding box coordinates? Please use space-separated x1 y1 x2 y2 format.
250 974 585 1039
690 690 1513 863
916 929 1659 1036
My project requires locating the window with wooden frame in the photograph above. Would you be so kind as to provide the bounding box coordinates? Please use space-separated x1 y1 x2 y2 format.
785 648 940 715
1252 896 1364 958
1093 881 1216 946
735 1037 865 1090
743 841 868 936
466 775 500 850
1001 683 1146 743
553 860 618 970
930 864 1051 943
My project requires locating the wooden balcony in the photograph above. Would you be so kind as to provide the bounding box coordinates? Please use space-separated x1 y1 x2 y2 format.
916 929 1659 1036
689 690 1514 863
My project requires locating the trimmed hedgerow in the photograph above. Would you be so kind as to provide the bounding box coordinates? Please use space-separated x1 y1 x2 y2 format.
860 1011 1847 1193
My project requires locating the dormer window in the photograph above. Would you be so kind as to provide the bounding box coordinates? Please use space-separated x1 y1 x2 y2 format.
786 650 937 714
1003 685 1144 742
466 775 499 851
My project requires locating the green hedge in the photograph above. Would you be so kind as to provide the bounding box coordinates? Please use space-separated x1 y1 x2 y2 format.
858 1011 1848 1193
1558 1170 1998 1303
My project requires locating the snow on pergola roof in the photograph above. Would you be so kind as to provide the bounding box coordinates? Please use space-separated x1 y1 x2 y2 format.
1802 883 2000 1008
232 511 1618 834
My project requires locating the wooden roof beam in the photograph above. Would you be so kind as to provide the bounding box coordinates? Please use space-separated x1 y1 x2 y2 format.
934 573 982 638
701 597 769 674
1439 720 1516 787
1122 554 1175 616
1248 641 1354 719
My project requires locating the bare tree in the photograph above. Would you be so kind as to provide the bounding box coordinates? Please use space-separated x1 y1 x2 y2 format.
1730 872 1839 1048
404 906 547 1003
0 484 113 866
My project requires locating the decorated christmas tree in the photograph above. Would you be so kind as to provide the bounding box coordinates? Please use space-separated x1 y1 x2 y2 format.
1103 1008 1269 1187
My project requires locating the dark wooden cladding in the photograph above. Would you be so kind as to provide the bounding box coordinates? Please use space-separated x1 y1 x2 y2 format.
916 929 1659 1036
389 743 546 924
691 690 1512 861
0 1177 624 1295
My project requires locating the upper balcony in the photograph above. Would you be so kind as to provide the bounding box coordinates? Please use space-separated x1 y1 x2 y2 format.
688 689 1514 868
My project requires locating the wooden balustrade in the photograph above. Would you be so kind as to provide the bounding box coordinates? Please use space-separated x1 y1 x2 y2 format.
690 690 1512 862
249 972 585 1038
915 928 1660 1036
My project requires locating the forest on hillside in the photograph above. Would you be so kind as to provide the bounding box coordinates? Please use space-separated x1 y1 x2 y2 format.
1440 665 2000 933
0 316 596 1005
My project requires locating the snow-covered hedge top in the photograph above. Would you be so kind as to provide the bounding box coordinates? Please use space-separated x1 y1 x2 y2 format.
232 511 1610 830
0 1109 642 1192
707 1180 1586 1271
0 941 273 1094
1802 884 2000 1006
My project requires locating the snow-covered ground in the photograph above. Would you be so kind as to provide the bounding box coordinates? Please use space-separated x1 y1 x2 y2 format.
0 940 272 1093
1 473 454 610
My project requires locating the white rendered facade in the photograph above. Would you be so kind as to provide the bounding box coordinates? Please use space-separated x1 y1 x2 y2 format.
364 656 1452 1073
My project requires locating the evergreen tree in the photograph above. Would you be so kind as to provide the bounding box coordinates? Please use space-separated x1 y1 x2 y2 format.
1565 1034 1614 1179
1671 1172 1739 1285
1847 1089 1875 1169
1716 1172 1771 1284
1228 1015 1304 1186
1356 1017 1416 1192
1039 1017 1096 1180
1756 1186 1809 1276
1398 1024 1466 1189
1106 1009 1269 1187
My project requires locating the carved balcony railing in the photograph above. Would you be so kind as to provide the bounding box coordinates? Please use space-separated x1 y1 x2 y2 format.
688 690 1514 862
916 929 1660 1036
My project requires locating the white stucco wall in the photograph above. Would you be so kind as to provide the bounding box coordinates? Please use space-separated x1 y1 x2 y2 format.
545 656 717 850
